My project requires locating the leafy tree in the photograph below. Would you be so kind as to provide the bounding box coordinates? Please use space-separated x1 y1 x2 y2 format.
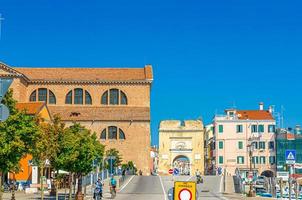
31 115 65 200
55 123 104 200
105 148 122 168
0 90 40 200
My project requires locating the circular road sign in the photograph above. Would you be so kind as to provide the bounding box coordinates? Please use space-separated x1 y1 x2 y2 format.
173 168 179 175
168 169 173 174
178 188 192 200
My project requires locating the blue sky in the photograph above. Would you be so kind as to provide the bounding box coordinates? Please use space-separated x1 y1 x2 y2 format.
0 0 302 145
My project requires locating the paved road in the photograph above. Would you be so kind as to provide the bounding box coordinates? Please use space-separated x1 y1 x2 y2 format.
115 175 228 200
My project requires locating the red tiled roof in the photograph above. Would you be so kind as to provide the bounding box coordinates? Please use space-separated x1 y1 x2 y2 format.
16 102 45 115
237 110 274 120
13 66 153 82
48 106 150 121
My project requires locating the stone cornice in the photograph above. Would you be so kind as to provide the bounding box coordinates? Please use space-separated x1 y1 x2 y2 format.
0 62 30 82
28 79 152 85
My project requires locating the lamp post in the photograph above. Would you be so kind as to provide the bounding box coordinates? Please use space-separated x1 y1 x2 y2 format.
247 144 255 197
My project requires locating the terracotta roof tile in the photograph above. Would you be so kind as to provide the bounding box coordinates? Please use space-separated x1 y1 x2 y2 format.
48 106 150 121
237 110 274 120
16 102 45 115
13 65 153 82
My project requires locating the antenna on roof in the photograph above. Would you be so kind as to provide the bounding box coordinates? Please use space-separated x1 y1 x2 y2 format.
0 13 4 40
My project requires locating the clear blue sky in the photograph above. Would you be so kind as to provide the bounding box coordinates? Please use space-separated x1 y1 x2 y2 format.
1 0 302 145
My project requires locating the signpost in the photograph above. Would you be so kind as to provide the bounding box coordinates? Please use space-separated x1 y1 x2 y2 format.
0 78 13 122
168 169 173 175
173 168 179 176
285 150 296 200
174 181 196 200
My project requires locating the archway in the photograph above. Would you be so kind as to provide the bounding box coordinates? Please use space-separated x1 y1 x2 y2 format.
173 155 190 175
261 170 274 178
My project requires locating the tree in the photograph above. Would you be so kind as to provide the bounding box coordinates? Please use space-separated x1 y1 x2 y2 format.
105 148 122 169
55 123 104 200
31 115 65 200
0 90 40 200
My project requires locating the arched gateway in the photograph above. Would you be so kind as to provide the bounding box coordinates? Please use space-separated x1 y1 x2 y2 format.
173 155 190 175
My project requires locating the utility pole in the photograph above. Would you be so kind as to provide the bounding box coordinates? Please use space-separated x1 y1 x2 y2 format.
0 13 4 40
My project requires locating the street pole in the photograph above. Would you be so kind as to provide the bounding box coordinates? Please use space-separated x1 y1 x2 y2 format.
289 164 292 200
247 145 255 197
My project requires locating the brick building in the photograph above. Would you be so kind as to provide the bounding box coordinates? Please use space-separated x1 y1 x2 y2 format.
0 61 153 175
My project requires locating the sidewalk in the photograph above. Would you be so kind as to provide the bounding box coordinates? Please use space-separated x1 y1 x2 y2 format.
223 193 277 200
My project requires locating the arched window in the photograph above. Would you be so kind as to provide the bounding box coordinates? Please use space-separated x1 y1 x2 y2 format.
108 126 117 139
65 91 72 104
101 91 108 105
101 89 128 105
100 129 106 140
29 88 56 104
119 128 125 140
29 90 36 102
85 91 92 105
120 91 127 105
49 90 56 104
65 89 92 105
101 126 126 140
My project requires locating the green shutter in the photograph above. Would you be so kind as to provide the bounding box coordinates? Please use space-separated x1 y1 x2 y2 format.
238 141 243 149
219 156 223 164
259 125 264 133
219 141 223 149
219 125 223 133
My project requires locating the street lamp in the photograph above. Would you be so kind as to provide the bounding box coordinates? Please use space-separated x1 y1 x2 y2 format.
247 144 255 197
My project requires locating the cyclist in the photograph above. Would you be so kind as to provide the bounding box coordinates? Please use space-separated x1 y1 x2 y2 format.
93 178 103 200
110 176 117 198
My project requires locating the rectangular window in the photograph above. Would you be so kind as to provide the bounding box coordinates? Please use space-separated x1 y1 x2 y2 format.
269 156 275 164
251 125 258 133
260 156 266 164
252 141 258 149
38 88 47 102
252 156 259 164
74 89 83 104
110 89 119 105
259 141 266 149
268 125 276 133
258 125 264 133
219 141 223 149
219 156 224 164
269 141 274 150
238 141 243 149
219 125 223 133
236 125 243 133
237 156 244 164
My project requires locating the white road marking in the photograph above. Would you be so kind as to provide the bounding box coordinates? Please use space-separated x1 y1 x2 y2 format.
186 176 192 181
159 176 167 200
118 175 135 192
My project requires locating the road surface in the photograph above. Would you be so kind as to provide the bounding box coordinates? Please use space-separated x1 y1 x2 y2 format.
115 175 228 200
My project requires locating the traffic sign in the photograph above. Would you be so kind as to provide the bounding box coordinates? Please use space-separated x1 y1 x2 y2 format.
286 150 296 164
174 181 196 200
0 104 9 122
168 169 173 174
173 168 179 175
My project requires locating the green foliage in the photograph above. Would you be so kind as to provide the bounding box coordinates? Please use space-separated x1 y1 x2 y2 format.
0 93 40 173
105 148 122 168
1 89 17 115
31 115 65 169
55 123 104 175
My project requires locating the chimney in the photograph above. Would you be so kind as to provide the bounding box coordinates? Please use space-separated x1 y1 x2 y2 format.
269 106 273 113
259 102 264 111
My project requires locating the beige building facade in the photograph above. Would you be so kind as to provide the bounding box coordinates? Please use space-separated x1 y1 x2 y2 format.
158 120 204 175
214 103 276 179
0 62 153 175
